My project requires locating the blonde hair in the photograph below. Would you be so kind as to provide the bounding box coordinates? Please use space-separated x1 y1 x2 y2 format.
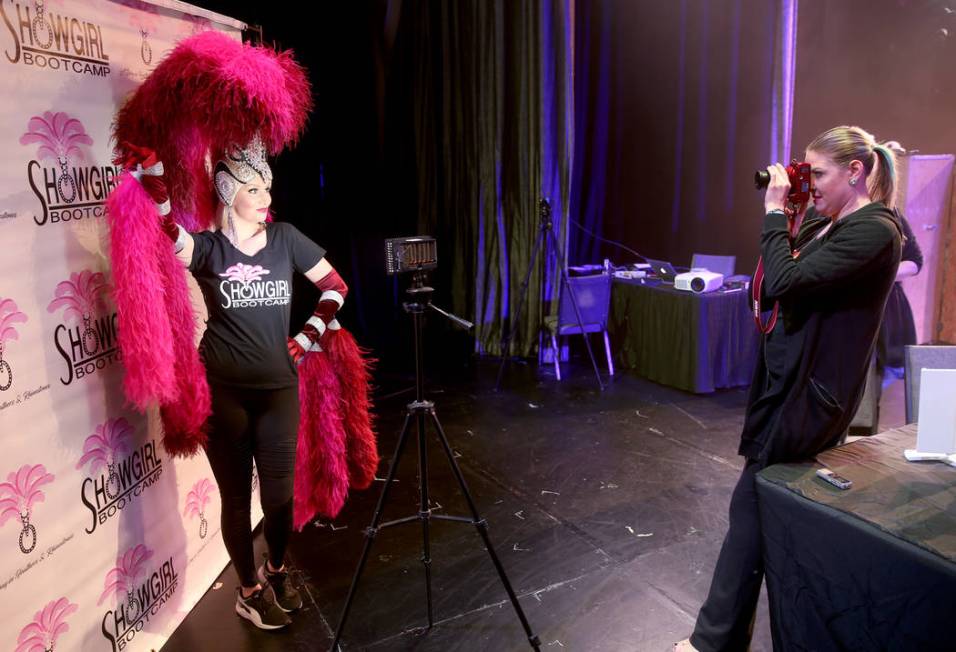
807 125 897 208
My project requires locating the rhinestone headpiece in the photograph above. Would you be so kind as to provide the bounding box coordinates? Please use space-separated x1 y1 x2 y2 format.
214 134 273 206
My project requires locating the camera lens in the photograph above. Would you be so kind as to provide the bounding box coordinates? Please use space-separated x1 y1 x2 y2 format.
754 170 770 189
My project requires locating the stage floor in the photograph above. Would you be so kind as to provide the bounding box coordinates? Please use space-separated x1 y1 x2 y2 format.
163 360 908 652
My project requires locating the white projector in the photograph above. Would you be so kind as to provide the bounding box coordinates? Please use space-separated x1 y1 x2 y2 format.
674 270 724 293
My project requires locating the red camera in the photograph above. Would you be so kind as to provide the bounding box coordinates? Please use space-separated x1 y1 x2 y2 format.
754 160 812 206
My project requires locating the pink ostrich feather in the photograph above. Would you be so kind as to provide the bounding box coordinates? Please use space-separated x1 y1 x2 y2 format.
113 30 312 231
106 173 209 455
106 174 178 408
293 349 349 529
15 597 78 652
327 330 379 489
156 228 210 456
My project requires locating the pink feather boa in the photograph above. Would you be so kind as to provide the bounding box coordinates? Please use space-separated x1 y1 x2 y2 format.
293 330 379 529
106 174 209 456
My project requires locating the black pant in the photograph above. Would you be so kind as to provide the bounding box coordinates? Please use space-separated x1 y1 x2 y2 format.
691 461 763 652
204 382 299 587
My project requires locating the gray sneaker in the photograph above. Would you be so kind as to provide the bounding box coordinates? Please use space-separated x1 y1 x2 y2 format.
258 561 303 612
235 587 291 630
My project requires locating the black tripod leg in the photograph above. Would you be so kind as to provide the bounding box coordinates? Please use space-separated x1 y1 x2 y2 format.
416 407 435 628
331 411 416 651
426 408 542 651
495 227 547 392
546 229 605 391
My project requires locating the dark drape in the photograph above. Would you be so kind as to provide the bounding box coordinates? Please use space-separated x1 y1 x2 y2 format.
570 0 781 274
395 0 572 356
194 0 573 363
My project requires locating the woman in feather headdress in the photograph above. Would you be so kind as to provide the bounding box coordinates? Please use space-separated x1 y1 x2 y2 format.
106 31 378 631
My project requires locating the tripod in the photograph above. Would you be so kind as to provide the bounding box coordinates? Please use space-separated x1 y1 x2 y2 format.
495 199 605 391
330 272 541 651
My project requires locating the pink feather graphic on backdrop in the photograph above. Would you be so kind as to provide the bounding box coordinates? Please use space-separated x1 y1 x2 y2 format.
46 270 110 324
0 298 28 344
15 597 79 652
0 464 55 554
219 263 271 285
76 418 135 500
183 478 216 538
46 270 111 357
98 544 154 618
0 298 28 392
19 111 93 204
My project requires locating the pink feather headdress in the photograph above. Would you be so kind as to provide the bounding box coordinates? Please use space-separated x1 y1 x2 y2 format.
113 30 312 232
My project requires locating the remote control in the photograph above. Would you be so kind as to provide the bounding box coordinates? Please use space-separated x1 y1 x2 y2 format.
816 467 852 490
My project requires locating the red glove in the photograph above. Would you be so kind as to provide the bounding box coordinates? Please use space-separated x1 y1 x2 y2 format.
288 337 306 365
291 269 348 355
121 142 178 243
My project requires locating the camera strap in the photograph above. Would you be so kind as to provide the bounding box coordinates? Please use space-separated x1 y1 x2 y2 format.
752 256 779 334
752 215 829 334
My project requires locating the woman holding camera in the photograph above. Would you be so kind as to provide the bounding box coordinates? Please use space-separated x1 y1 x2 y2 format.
675 125 902 652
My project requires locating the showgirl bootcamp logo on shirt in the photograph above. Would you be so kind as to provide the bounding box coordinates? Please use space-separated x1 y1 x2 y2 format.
0 297 28 392
76 417 163 536
47 269 121 386
218 263 291 309
98 543 179 652
0 463 55 554
15 597 79 652
20 111 121 227
0 1 111 77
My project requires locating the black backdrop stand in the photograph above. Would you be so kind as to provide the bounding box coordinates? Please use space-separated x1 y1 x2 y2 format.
495 199 605 392
331 273 541 651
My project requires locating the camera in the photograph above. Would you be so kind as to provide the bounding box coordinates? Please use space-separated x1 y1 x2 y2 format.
754 159 812 205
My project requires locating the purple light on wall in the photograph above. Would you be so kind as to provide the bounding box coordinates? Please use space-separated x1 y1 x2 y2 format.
495 159 509 324
695 0 710 224
670 0 688 235
540 0 571 298
724 0 742 214
770 0 798 164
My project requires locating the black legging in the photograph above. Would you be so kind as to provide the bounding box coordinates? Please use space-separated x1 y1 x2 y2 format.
691 461 763 651
204 381 299 587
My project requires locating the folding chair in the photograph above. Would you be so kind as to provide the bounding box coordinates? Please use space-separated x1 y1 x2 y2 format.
544 274 614 381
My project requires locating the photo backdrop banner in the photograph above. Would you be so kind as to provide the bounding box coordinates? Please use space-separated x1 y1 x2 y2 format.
0 1 256 650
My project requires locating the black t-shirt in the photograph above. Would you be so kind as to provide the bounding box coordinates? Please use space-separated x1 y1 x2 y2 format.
189 222 326 389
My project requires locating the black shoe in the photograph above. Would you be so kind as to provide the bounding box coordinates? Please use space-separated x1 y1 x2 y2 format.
235 587 291 630
258 561 303 612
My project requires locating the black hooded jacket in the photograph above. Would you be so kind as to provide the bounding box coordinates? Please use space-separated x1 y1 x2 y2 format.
739 203 902 465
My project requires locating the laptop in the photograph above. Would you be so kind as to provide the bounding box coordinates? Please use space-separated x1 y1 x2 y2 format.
644 258 678 281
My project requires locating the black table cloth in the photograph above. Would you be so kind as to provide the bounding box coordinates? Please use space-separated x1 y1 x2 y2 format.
609 278 758 393
757 425 956 651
